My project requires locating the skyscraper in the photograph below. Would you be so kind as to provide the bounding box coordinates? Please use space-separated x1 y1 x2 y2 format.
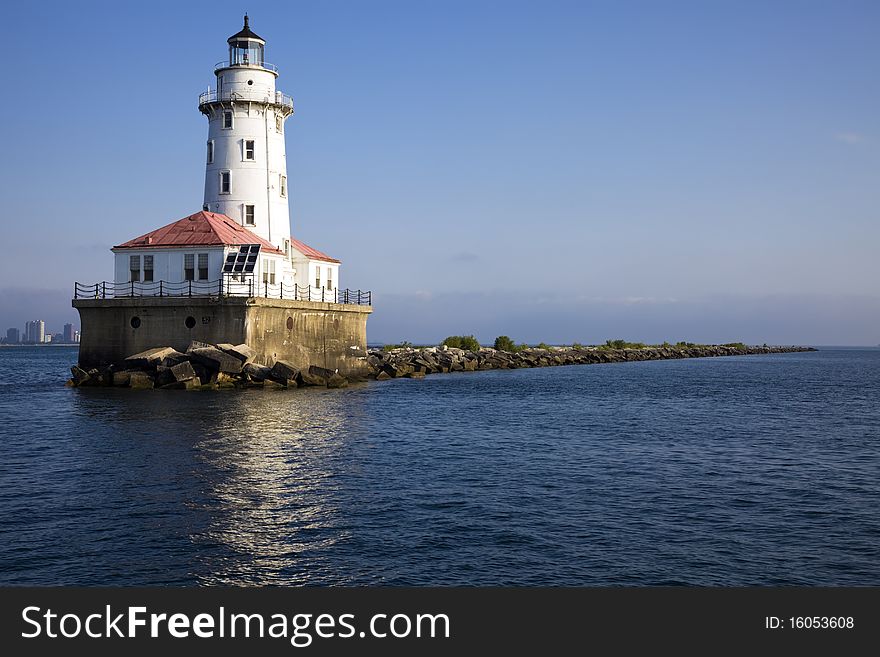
25 320 45 344
5 328 19 344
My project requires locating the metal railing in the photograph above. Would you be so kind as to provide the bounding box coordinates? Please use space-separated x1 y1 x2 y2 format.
198 89 294 110
74 280 372 306
213 59 279 73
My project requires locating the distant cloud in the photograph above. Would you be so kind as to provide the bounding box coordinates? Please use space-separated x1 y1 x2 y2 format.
835 132 866 145
448 252 480 263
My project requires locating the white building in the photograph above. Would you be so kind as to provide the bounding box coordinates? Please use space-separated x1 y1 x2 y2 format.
111 16 340 300
25 320 45 344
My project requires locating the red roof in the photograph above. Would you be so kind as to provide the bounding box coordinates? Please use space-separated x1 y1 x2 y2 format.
289 237 340 263
113 211 284 253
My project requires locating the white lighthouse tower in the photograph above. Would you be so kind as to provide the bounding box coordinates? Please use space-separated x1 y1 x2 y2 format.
199 15 295 249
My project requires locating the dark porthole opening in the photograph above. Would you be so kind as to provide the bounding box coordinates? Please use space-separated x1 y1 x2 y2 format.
286 317 294 330
185 316 196 329
247 79 254 85
130 316 141 329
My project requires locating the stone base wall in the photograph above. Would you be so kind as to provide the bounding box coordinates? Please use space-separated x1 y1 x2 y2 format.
72 296 372 378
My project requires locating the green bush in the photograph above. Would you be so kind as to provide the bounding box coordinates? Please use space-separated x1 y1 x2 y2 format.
493 335 517 352
536 342 554 351
723 342 747 349
383 341 413 351
601 339 647 350
441 335 481 352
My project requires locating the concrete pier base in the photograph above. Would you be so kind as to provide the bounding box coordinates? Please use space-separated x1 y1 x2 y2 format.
72 296 372 379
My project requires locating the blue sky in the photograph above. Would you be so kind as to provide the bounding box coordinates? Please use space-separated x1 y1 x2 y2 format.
1 0 878 344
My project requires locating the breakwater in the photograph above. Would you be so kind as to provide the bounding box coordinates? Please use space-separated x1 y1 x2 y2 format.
66 342 816 389
368 344 816 380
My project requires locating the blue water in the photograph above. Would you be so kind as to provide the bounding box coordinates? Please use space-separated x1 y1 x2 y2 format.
0 346 878 586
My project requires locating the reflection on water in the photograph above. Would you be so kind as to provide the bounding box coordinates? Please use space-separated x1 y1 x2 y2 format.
57 384 373 585
190 389 364 585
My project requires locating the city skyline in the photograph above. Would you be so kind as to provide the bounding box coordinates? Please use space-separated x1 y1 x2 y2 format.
2 1 878 345
2 320 79 344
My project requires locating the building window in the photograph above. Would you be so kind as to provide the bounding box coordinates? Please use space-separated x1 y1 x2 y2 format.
220 170 231 194
276 114 283 133
244 204 255 225
283 239 289 257
244 140 255 161
262 259 276 285
184 254 195 281
223 111 233 129
326 267 333 290
279 175 287 197
206 140 214 164
129 255 141 283
144 255 154 282
198 253 209 280
315 267 321 288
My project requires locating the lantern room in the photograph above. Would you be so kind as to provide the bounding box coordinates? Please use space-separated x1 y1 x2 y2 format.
227 14 265 67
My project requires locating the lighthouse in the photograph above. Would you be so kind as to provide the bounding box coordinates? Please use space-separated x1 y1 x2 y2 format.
72 15 371 377
199 15 293 251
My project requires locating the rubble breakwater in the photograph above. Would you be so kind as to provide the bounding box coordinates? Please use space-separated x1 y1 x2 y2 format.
368 344 816 380
67 342 816 390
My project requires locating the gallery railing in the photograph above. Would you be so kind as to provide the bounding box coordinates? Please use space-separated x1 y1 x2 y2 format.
74 280 372 306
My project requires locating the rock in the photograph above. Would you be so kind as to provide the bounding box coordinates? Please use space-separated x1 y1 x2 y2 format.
218 343 255 364
155 365 174 387
309 365 335 379
186 340 213 352
160 377 201 390
160 350 190 367
326 373 348 388
299 370 327 386
170 360 197 382
263 379 287 389
70 366 91 386
375 371 391 381
189 347 243 374
269 360 300 384
405 371 426 379
112 371 132 387
75 368 104 387
191 362 217 384
243 362 272 382
300 364 336 386
128 371 154 389
125 346 178 369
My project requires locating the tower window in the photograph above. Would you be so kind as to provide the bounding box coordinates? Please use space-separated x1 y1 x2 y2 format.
129 255 141 283
315 267 321 288
326 267 333 290
275 114 283 133
206 140 214 164
279 175 287 197
220 171 231 194
223 111 233 129
184 254 195 281
244 140 255 161
143 255 154 282
198 253 209 280
244 204 255 225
